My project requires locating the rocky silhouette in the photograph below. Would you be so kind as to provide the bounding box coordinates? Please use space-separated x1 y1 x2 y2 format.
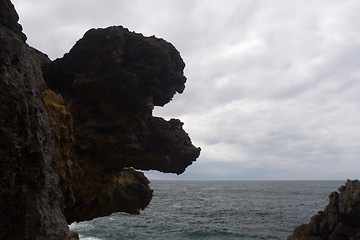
288 180 360 240
0 0 200 239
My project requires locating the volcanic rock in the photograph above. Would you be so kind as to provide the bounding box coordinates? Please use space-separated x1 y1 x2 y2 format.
288 179 360 240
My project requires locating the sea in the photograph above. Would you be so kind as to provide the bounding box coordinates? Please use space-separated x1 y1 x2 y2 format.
69 180 344 240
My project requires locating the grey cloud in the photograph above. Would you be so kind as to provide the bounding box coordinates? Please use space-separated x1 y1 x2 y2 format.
12 0 360 180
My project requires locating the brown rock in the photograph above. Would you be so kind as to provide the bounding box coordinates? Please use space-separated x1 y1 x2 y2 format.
0 2 70 238
44 26 200 223
45 26 200 176
1 0 200 238
288 180 360 240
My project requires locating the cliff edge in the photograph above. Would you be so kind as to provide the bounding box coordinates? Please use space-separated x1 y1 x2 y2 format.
288 180 360 240
0 0 200 239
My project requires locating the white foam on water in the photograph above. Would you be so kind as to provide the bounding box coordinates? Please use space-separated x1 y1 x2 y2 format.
79 235 104 240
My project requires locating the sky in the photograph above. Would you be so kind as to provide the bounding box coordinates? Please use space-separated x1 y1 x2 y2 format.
12 0 360 180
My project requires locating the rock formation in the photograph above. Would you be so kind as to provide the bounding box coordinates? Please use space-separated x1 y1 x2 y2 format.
0 0 200 239
288 179 360 240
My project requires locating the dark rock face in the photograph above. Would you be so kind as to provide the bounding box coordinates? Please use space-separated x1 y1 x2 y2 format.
45 26 200 223
288 180 360 240
0 0 26 41
45 26 200 176
0 0 200 239
0 2 71 239
46 26 187 107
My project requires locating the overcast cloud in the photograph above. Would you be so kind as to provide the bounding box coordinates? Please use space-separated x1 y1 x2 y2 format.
12 0 360 180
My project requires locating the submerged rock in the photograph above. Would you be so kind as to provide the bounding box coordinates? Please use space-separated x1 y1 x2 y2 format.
0 0 200 239
288 179 360 240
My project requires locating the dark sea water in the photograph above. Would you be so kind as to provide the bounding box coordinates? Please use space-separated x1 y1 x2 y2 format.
70 180 344 240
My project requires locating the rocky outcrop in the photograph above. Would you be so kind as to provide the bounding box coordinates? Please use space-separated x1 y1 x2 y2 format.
0 0 200 239
288 180 360 240
0 0 26 41
45 26 200 176
44 25 200 224
0 1 72 238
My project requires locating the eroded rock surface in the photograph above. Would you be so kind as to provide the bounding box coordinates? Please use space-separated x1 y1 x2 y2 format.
0 0 200 239
288 180 360 240
45 26 200 176
45 26 200 223
0 1 72 239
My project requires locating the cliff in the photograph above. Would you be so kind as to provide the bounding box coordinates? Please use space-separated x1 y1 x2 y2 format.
288 180 360 240
0 1 200 239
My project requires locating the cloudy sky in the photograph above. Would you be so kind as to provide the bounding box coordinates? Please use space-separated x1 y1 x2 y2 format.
12 0 360 180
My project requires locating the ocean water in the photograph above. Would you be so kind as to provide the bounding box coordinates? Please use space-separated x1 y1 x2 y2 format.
70 180 344 240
